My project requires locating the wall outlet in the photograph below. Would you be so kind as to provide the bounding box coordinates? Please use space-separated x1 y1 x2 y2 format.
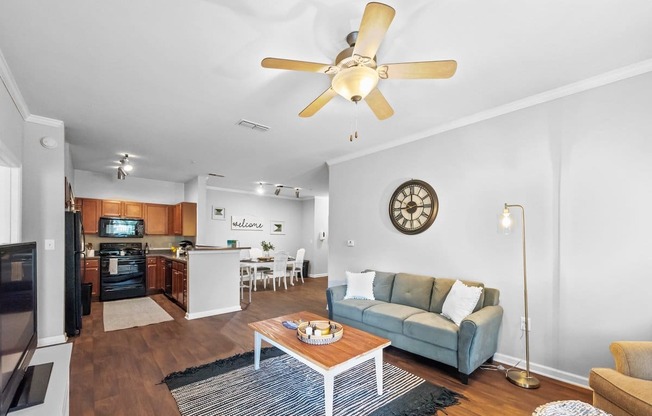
520 317 532 332
347 240 355 247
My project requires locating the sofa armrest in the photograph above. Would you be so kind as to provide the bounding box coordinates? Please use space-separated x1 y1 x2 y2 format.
457 305 504 375
326 285 347 320
611 341 652 381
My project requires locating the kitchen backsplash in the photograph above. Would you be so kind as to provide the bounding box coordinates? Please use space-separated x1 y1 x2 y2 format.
84 235 196 252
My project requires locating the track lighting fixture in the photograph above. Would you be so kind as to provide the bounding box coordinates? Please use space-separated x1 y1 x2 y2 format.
117 167 127 180
255 182 302 198
120 154 133 172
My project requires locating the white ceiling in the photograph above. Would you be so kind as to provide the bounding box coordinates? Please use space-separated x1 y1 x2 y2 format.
1 0 651 197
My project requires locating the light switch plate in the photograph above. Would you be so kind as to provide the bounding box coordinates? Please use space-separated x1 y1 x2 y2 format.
44 239 55 250
347 240 355 247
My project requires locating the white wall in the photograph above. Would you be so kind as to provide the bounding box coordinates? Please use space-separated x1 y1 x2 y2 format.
0 77 23 244
64 142 74 186
328 72 652 384
201 188 304 253
298 197 329 277
22 119 66 345
311 197 329 276
73 169 184 204
0 76 23 165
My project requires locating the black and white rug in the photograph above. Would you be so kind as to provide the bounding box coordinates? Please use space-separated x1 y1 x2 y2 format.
163 348 461 416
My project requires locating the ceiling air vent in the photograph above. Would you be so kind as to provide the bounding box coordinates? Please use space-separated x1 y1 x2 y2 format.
236 119 270 132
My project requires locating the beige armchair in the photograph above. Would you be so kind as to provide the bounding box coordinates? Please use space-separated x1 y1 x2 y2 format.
589 341 652 416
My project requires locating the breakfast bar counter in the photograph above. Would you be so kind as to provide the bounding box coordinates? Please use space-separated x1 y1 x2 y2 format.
184 246 248 320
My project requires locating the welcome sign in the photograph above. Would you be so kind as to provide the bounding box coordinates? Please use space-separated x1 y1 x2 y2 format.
231 216 264 231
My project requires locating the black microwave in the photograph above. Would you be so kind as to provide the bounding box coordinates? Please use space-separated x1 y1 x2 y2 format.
98 217 145 238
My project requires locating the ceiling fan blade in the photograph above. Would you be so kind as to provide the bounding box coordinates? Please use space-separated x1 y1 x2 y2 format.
299 88 338 118
365 88 394 120
353 2 395 59
261 57 336 74
378 60 457 79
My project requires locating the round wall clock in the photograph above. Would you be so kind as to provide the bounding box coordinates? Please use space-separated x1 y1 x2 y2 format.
388 179 439 235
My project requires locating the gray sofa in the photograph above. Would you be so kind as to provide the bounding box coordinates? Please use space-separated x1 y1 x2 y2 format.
326 271 503 384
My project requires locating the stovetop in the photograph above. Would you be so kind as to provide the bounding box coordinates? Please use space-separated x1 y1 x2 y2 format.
99 242 144 257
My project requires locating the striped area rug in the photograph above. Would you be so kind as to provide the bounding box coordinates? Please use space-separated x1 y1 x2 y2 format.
163 348 460 416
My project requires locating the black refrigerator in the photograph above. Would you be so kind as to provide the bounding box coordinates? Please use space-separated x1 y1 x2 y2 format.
65 211 84 336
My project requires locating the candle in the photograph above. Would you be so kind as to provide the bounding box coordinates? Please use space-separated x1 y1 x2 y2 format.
314 329 322 337
305 326 313 336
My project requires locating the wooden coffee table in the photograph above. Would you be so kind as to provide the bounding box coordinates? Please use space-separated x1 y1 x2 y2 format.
248 311 391 416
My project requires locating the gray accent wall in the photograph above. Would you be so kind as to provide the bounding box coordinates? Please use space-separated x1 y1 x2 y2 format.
328 71 652 384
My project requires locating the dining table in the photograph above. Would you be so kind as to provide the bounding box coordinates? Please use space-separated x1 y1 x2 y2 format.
240 256 295 290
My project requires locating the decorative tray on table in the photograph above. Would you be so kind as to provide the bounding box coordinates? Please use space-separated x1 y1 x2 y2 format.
257 257 273 262
297 320 344 345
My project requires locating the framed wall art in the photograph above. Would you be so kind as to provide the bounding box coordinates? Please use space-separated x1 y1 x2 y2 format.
212 206 226 220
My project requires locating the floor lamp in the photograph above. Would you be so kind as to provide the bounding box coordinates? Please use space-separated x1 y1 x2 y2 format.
500 203 540 389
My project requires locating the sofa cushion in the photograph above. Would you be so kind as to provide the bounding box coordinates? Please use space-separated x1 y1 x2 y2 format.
430 277 485 314
332 299 385 322
390 273 434 310
363 303 424 333
363 270 396 302
403 312 459 351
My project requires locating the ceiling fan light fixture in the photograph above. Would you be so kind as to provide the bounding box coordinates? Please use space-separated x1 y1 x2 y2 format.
332 66 379 102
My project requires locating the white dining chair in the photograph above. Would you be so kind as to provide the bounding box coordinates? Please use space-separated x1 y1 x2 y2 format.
263 252 288 291
288 248 305 285
239 249 253 302
248 247 270 290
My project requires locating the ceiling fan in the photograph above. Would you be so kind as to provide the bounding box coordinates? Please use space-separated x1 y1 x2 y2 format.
261 2 457 120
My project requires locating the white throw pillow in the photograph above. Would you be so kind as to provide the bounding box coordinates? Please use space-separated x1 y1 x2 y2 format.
441 280 483 326
344 271 376 300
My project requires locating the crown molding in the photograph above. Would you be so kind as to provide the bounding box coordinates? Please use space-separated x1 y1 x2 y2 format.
327 58 652 166
1 48 66 128
25 114 65 128
0 48 30 119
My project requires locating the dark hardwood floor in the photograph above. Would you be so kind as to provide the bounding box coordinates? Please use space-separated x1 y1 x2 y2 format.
70 277 592 415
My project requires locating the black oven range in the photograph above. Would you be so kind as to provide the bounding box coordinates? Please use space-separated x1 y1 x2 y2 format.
99 242 146 301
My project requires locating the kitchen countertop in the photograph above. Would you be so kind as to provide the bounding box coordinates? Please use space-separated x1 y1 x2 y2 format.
147 253 187 263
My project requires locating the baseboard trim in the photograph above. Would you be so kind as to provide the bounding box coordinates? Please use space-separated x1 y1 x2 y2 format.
185 305 241 320
494 353 590 388
308 273 328 278
38 335 68 348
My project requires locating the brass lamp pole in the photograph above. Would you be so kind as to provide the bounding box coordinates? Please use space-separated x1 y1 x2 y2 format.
501 203 540 389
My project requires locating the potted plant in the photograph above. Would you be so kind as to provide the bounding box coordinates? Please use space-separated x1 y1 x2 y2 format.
261 241 275 258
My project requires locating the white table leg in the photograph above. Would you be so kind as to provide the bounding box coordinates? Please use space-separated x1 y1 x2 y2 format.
254 332 261 370
324 373 334 416
375 350 383 395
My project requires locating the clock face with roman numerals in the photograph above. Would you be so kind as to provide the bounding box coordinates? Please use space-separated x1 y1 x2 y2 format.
388 179 439 235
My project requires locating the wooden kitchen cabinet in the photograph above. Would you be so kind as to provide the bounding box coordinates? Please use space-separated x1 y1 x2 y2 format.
146 257 158 291
81 258 100 297
101 199 144 219
157 257 166 290
169 202 197 236
101 200 123 217
145 204 169 235
171 260 187 310
122 201 144 218
78 198 100 234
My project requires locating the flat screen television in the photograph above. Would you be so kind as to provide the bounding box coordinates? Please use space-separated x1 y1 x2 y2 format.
0 242 42 416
